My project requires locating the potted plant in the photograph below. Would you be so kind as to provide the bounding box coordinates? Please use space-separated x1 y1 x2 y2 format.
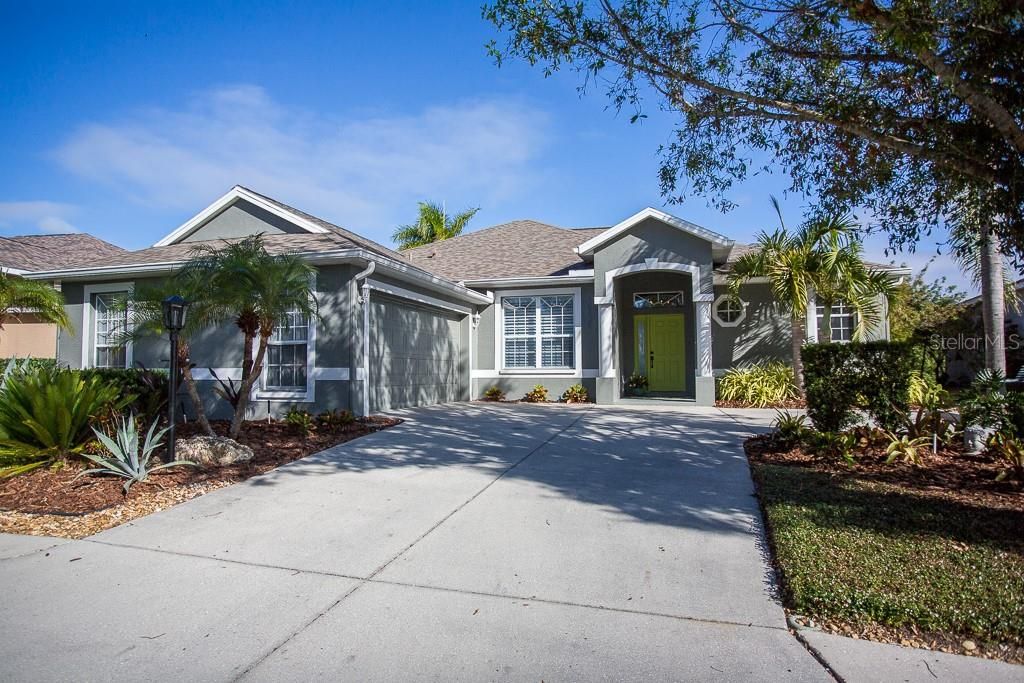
626 374 649 397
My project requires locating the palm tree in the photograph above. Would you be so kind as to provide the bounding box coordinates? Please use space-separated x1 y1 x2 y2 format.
178 235 318 438
393 201 479 250
122 278 217 437
0 272 70 335
948 195 1019 376
728 199 894 393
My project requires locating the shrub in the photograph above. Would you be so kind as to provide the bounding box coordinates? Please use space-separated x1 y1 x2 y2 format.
0 367 130 477
317 409 355 430
958 370 1024 437
522 385 549 403
771 410 807 448
80 365 169 423
989 431 1024 482
806 431 857 464
561 384 589 404
802 341 914 432
79 416 195 493
884 432 929 466
0 357 58 377
718 361 798 407
483 386 506 401
284 407 315 436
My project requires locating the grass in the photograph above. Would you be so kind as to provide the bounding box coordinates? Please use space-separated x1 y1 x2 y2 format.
751 463 1024 645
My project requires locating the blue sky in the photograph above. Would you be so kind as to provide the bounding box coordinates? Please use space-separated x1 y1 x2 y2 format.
0 1 967 289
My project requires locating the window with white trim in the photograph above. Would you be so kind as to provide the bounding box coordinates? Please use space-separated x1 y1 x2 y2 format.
264 309 309 390
502 294 575 369
93 292 128 368
713 295 746 327
816 300 855 342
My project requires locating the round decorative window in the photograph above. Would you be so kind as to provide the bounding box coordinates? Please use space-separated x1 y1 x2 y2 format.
713 295 747 327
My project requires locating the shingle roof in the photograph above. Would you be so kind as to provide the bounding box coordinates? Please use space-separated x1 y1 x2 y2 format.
239 186 408 263
713 243 898 274
49 232 361 271
403 221 607 281
0 234 126 271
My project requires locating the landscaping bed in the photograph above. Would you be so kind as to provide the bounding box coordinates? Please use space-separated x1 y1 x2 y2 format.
715 398 806 410
0 416 399 539
746 434 1024 664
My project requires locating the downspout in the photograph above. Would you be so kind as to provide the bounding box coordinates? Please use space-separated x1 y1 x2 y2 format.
354 261 376 416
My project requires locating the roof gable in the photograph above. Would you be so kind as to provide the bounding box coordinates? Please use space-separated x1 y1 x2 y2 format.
153 186 331 247
575 207 733 257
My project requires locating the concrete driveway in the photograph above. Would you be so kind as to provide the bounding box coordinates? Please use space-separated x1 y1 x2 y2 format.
0 403 830 681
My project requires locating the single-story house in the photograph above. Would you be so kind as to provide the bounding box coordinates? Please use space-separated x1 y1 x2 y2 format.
24 186 905 416
0 233 125 358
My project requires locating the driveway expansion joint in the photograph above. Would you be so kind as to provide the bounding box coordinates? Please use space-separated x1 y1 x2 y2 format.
233 407 593 681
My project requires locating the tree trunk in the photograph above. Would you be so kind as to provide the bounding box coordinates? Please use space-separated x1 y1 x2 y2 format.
791 313 806 395
178 340 215 437
228 333 269 439
980 223 1006 375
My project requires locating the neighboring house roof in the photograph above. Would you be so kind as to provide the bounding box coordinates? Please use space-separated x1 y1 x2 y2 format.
403 220 607 281
0 233 126 273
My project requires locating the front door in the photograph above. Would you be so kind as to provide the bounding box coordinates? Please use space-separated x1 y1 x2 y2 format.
634 314 686 392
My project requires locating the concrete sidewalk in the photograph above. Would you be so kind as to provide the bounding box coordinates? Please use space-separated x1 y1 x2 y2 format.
0 403 1018 681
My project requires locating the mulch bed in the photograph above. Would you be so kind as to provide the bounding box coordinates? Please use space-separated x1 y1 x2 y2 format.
0 416 399 538
745 434 1023 511
716 398 806 410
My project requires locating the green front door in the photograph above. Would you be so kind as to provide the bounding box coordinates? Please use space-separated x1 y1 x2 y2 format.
634 314 686 392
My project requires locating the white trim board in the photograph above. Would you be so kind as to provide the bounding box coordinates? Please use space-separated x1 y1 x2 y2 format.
365 278 471 315
472 369 599 379
576 207 732 256
153 186 329 247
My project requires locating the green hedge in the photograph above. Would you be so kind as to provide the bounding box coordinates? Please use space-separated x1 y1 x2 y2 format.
803 341 915 432
0 358 58 374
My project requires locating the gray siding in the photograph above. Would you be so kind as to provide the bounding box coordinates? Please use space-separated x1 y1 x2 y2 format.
181 200 307 242
593 218 713 298
711 283 791 369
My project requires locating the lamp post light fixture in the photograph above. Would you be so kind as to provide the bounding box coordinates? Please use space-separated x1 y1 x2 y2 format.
161 295 189 463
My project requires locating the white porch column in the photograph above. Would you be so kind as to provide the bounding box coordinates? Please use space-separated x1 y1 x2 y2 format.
695 294 713 377
598 302 616 377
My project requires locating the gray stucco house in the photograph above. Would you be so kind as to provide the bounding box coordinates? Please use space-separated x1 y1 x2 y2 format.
25 186 905 416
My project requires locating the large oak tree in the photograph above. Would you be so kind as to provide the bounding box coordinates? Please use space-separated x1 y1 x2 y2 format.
485 0 1023 369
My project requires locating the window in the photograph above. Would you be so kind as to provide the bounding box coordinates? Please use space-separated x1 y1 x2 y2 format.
264 309 309 390
94 292 128 368
816 301 855 342
502 293 576 369
713 294 746 327
633 291 683 309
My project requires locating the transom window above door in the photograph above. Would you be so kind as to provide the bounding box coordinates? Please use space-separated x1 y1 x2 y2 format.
501 292 577 370
633 291 684 309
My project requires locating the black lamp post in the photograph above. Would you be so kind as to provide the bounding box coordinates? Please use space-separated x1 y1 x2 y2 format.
161 295 189 463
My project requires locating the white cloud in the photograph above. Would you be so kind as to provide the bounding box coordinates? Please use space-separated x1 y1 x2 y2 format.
54 85 550 236
0 201 80 234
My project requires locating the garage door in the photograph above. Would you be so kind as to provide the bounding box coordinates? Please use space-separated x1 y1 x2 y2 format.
369 294 464 412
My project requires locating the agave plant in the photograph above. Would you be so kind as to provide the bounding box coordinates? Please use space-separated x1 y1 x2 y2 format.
79 416 195 493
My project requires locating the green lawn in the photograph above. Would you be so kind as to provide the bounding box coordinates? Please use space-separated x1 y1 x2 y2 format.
751 463 1024 644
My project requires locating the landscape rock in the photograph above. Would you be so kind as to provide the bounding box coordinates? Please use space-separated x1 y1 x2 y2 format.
176 436 254 467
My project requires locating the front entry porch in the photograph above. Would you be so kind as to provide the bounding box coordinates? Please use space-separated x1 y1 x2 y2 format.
594 259 716 406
